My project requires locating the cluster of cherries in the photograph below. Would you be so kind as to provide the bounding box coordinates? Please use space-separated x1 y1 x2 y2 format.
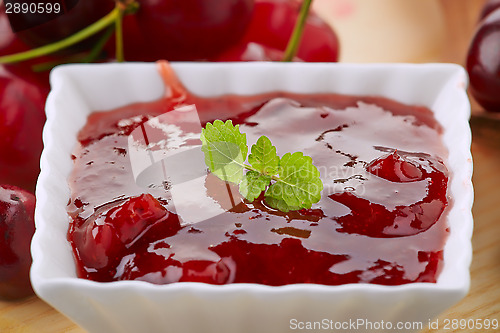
466 0 500 112
0 0 339 300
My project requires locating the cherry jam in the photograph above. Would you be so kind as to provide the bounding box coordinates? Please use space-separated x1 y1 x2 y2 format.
67 90 450 286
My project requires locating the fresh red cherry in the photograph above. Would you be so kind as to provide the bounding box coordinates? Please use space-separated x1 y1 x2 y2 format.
479 0 500 21
5 0 114 52
466 8 500 112
0 184 36 300
0 68 47 192
105 0 255 61
212 0 339 62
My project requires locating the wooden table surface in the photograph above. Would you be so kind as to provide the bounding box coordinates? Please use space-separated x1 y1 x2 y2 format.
1 0 499 332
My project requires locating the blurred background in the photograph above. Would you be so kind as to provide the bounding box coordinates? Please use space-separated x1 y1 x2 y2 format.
314 0 484 65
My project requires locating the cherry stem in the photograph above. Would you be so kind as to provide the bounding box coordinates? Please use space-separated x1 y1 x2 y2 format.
0 0 139 64
115 4 125 62
31 26 115 72
84 26 116 63
0 8 119 64
282 0 314 62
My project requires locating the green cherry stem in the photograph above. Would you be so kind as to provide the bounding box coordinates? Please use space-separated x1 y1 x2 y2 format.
115 4 125 62
281 0 314 62
84 26 116 63
0 8 119 64
31 26 115 72
0 0 140 65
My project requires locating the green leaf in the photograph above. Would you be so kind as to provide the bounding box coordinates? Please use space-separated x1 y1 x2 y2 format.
240 171 271 201
200 120 324 213
264 152 323 212
264 196 302 212
248 136 279 176
200 120 248 184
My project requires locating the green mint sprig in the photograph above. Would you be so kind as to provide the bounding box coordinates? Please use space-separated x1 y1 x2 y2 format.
200 120 323 212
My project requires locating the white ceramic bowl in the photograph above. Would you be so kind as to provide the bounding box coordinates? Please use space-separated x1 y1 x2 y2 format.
32 62 473 333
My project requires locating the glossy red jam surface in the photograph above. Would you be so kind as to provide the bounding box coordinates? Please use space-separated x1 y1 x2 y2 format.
67 90 450 286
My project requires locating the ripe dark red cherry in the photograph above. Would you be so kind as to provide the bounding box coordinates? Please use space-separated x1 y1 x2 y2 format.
0 69 47 192
0 184 36 300
106 0 255 61
466 8 500 112
212 0 339 62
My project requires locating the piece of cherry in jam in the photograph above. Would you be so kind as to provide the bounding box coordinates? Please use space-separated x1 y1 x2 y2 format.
69 194 181 280
330 151 448 238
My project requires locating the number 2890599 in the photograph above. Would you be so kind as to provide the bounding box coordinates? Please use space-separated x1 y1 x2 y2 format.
5 2 61 15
